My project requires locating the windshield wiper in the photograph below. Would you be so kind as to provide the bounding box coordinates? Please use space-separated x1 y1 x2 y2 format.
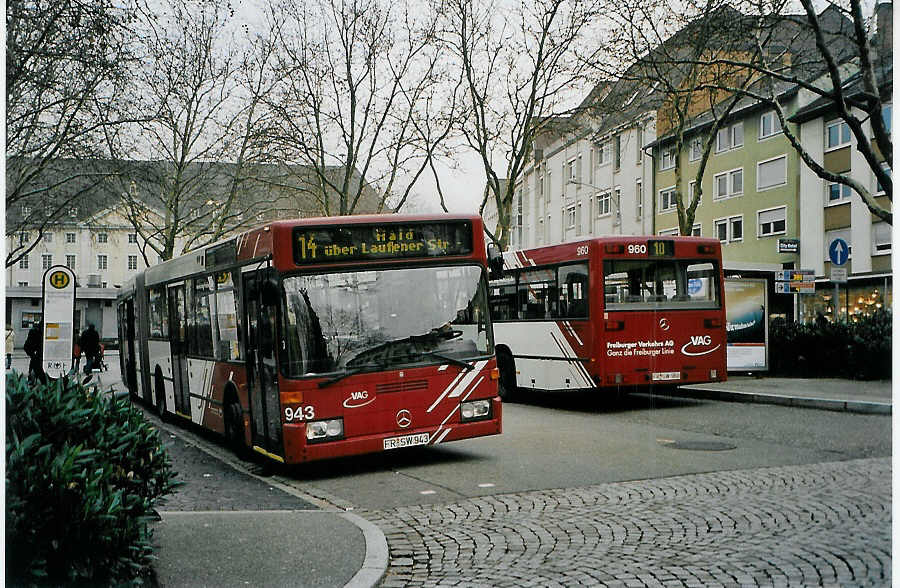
421 351 474 371
318 367 364 388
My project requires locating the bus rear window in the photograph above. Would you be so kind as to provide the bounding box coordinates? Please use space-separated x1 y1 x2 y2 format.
603 260 720 310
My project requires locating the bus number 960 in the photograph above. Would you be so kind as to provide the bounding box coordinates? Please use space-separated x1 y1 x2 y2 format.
627 244 647 255
576 245 589 256
285 405 315 422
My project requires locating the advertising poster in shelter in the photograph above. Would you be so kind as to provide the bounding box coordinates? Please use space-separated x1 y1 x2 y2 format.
724 278 768 371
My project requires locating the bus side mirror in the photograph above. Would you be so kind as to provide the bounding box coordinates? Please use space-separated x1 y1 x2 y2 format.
487 243 503 280
260 278 281 306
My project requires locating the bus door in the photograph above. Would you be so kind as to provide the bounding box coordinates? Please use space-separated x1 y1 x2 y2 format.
167 284 191 416
243 270 284 460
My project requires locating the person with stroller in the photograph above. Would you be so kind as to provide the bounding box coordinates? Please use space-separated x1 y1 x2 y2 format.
80 323 101 374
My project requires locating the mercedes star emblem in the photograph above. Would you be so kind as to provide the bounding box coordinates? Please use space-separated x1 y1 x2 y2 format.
659 318 670 331
396 409 412 428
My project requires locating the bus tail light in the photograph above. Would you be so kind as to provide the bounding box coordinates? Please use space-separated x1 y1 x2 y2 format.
489 368 500 380
704 318 722 328
605 244 625 254
698 244 715 254
306 418 344 443
605 320 624 331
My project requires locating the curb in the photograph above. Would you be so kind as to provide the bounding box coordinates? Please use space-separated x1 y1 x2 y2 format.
669 386 892 415
340 512 390 588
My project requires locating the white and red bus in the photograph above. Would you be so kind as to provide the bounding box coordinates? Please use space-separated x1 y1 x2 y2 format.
489 236 726 399
117 214 502 464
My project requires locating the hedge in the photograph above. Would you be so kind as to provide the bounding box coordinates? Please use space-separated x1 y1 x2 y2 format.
6 372 178 586
768 310 892 380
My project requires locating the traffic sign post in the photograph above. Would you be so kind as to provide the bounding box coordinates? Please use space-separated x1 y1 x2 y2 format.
828 238 849 322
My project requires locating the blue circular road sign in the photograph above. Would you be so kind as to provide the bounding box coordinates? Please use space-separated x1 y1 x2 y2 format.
828 238 849 266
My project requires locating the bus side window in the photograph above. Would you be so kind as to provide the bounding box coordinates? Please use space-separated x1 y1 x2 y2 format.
558 263 588 318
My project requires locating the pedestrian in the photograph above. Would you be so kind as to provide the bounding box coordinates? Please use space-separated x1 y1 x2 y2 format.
80 323 101 374
23 321 45 384
6 325 15 370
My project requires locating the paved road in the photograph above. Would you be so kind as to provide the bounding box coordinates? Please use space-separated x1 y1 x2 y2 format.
365 457 891 587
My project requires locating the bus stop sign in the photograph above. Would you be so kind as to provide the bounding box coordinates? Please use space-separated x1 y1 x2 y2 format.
41 265 77 378
828 238 849 266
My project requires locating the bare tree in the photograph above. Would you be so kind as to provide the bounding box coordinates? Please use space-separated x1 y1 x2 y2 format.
605 0 763 235
262 0 450 217
105 0 279 263
6 0 141 266
442 0 598 249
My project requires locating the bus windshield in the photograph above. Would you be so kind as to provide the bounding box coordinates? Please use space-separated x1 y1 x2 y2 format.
603 259 721 310
281 264 493 377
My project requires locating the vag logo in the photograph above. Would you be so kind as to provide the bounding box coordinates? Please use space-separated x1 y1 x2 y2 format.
343 390 375 409
681 335 720 356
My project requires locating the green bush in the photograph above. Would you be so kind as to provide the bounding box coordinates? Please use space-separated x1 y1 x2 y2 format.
768 310 892 380
6 372 178 586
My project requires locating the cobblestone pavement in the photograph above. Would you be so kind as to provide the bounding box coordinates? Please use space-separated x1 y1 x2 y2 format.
364 458 891 587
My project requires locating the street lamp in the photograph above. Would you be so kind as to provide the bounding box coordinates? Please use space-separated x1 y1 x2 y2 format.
566 179 621 233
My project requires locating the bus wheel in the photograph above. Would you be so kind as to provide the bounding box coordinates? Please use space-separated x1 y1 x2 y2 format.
154 370 167 421
497 351 517 402
224 394 249 460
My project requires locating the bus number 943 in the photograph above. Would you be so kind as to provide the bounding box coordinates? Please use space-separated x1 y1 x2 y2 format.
627 244 647 255
285 405 315 422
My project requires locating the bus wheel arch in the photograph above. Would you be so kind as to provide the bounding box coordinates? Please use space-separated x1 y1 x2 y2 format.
223 385 249 459
495 346 517 402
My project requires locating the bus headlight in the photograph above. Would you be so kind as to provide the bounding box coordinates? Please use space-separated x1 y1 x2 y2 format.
306 418 344 442
460 399 491 422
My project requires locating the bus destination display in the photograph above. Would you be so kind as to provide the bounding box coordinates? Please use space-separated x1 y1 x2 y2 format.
293 221 473 264
647 239 675 257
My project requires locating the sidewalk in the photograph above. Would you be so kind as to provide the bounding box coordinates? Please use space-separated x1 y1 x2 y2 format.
668 375 892 414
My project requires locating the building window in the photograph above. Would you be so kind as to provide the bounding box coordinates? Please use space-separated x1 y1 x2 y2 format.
635 180 642 219
545 171 551 203
18 232 30 246
690 224 701 236
689 138 703 161
660 147 676 170
826 181 852 204
19 255 29 269
41 254 52 270
44 232 53 243
614 134 621 170
66 254 76 269
97 254 108 270
825 120 851 150
658 227 679 236
68 207 78 217
714 168 743 199
17 282 28 287
597 141 611 166
872 222 891 255
716 122 744 152
21 205 32 216
757 155 787 191
66 232 76 243
715 215 743 243
128 233 137 244
597 192 611 216
97 232 108 243
688 180 700 204
566 205 576 228
128 255 138 270
659 187 677 212
102 281 108 288
759 111 782 139
757 207 786 237
567 158 577 183
636 126 643 163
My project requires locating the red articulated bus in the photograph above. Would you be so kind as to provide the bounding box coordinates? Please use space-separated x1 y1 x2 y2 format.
117 214 502 464
488 236 726 400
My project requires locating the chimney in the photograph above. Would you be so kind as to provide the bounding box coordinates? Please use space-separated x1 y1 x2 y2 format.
876 2 892 50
